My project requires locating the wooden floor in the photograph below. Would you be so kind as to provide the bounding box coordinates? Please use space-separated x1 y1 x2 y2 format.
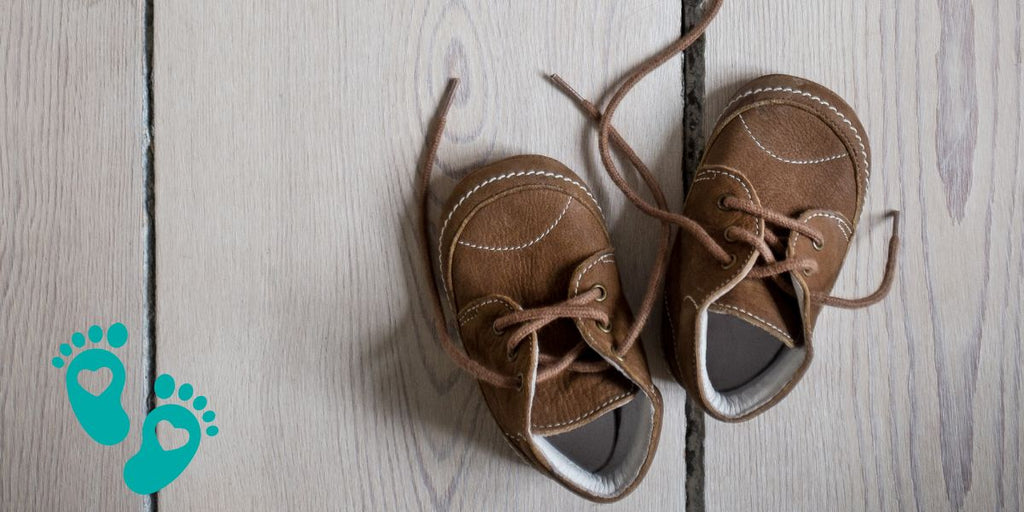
1 1 1021 510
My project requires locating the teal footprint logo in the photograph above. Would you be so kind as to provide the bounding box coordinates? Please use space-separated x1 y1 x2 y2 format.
123 373 218 495
52 323 130 446
52 322 221 494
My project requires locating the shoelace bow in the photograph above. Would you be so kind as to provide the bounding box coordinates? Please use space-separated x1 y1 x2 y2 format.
551 0 899 311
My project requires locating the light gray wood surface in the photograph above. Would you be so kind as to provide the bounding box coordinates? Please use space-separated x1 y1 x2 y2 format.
4 1 1022 510
0 0 147 510
702 1 1024 511
152 1 692 510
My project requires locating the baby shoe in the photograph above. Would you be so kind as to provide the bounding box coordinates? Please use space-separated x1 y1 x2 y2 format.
569 62 899 422
661 75 899 421
549 0 897 421
414 80 666 501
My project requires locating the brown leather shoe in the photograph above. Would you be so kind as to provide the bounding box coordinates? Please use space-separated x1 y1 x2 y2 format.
662 75 899 421
415 82 663 502
552 2 896 423
556 56 898 422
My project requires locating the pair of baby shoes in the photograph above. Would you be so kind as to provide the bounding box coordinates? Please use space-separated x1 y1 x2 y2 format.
413 0 898 502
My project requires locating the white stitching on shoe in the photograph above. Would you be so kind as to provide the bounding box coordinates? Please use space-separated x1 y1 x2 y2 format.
457 197 574 251
724 86 870 184
692 168 753 200
532 391 634 429
438 170 602 301
502 431 526 441
738 114 847 165
787 211 854 253
802 212 852 241
572 254 616 295
710 302 795 345
457 298 516 325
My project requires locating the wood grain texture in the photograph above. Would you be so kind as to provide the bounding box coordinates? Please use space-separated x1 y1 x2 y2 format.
702 1 1024 511
153 1 694 510
0 1 147 510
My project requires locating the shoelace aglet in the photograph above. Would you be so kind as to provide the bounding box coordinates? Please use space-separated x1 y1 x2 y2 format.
440 77 460 106
547 73 600 118
445 77 460 90
887 209 901 237
546 73 577 99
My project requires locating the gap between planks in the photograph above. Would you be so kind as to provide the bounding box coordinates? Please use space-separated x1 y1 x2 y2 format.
142 0 158 510
682 0 708 511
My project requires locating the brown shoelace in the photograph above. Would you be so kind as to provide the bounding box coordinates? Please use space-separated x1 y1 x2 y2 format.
552 0 899 310
415 4 725 388
417 76 677 389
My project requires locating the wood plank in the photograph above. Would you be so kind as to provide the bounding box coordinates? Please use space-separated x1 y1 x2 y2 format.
0 1 147 510
153 1 696 509
702 1 1024 510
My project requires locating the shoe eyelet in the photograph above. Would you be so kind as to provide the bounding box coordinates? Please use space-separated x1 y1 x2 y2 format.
716 194 733 211
515 373 524 391
506 346 519 361
812 238 825 251
721 254 737 270
802 266 815 276
597 320 613 333
723 227 736 242
491 323 505 336
593 284 607 302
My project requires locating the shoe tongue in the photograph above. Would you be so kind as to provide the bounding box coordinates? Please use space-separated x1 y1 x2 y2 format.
714 275 803 349
529 361 637 436
529 250 638 436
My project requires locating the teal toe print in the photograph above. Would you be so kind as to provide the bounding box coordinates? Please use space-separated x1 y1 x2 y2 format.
52 322 130 446
124 373 219 495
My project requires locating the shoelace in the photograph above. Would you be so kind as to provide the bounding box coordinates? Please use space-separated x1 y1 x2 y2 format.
716 196 900 308
416 1 734 388
552 0 899 310
417 78 674 389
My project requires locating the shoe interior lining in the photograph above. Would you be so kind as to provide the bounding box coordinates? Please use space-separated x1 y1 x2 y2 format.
697 308 806 419
706 312 786 391
532 392 652 499
546 407 621 472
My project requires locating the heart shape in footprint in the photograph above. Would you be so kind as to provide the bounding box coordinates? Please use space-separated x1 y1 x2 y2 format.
77 367 113 397
156 419 191 451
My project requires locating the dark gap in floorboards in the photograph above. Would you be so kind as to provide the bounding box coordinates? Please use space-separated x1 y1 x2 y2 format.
142 0 158 510
682 1 707 511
